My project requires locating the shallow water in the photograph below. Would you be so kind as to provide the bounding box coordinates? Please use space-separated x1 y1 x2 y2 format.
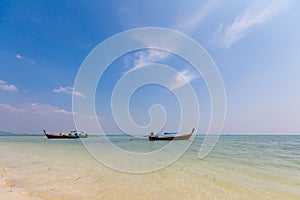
0 135 299 200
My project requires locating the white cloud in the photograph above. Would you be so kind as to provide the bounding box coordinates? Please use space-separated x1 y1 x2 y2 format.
0 102 105 133
125 49 170 70
72 90 86 98
53 86 72 93
121 2 217 82
170 69 197 90
0 102 106 120
0 102 74 116
0 80 18 91
0 103 75 133
0 103 24 112
121 1 219 74
53 86 86 98
215 0 290 48
123 38 199 89
16 54 36 64
16 54 22 59
30 103 74 115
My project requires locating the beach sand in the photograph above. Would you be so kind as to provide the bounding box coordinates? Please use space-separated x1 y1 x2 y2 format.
0 167 44 200
0 136 299 200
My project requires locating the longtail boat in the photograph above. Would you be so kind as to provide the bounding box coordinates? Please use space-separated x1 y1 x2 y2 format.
148 128 195 141
43 130 88 139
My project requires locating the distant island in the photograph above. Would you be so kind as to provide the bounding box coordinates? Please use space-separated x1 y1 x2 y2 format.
0 130 42 136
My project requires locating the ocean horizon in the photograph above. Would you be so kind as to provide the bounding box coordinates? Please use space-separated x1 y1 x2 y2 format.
1 131 300 136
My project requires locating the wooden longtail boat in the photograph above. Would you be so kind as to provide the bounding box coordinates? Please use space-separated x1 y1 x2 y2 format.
148 128 195 141
43 130 88 139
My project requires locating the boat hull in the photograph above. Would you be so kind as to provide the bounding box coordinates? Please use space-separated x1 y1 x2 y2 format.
43 130 87 139
45 133 78 139
148 133 192 141
148 129 194 141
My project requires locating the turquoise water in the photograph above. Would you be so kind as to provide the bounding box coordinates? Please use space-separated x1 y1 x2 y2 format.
0 135 299 200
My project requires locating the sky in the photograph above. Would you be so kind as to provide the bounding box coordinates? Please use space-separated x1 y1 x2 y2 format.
0 0 300 134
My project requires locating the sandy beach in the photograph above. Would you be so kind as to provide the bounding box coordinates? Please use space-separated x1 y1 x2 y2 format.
0 167 44 200
0 136 299 200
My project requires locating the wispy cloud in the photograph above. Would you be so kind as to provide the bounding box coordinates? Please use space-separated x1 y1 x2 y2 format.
0 103 24 112
30 103 74 115
0 102 104 119
120 1 218 86
0 80 18 91
16 54 36 64
121 2 214 70
0 102 74 133
0 103 73 115
125 49 170 70
53 86 86 98
215 0 290 48
170 69 197 90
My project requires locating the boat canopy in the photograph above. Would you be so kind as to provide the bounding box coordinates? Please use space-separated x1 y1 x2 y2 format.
164 132 178 135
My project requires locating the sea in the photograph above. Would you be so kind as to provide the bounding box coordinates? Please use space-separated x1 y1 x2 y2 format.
0 135 299 200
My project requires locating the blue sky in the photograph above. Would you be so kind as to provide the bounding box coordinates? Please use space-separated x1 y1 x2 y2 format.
0 0 300 134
